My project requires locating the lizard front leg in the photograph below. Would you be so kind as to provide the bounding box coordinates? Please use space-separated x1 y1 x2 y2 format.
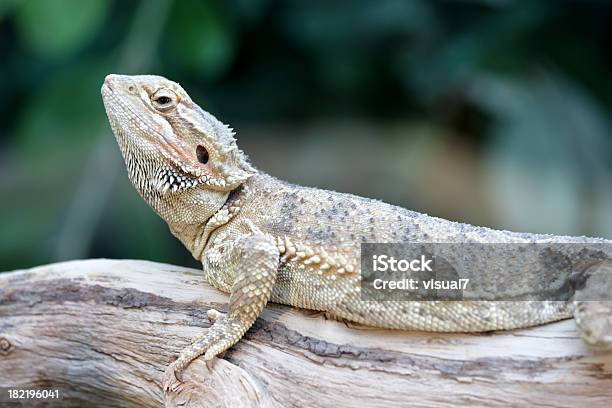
163 232 279 391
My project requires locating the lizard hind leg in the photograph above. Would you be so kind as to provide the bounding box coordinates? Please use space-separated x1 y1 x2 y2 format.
574 301 612 350
572 261 612 350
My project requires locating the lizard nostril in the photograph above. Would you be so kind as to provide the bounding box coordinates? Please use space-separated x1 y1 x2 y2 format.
104 74 116 85
103 74 118 92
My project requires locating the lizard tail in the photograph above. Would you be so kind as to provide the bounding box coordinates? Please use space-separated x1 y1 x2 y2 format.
333 299 572 332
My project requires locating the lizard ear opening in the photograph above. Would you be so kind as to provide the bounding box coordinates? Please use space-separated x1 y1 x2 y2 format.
196 145 209 164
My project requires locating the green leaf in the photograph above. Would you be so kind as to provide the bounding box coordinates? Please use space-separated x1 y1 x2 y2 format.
16 0 108 59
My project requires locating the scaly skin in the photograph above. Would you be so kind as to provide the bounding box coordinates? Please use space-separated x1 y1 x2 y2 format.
101 74 612 391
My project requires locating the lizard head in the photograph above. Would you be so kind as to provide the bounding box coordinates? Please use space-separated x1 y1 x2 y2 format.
101 74 256 225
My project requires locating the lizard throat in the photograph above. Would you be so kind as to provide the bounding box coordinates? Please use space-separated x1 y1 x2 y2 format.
191 184 247 260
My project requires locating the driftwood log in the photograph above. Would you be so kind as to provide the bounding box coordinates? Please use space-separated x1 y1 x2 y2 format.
0 259 611 407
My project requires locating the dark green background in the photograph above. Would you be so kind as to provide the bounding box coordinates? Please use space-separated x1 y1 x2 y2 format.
1 0 611 271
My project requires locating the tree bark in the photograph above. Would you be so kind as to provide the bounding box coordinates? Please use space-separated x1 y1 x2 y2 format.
0 259 610 407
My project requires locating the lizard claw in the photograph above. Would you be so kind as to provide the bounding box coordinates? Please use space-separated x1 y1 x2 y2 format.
205 357 215 372
162 355 220 393
162 361 184 393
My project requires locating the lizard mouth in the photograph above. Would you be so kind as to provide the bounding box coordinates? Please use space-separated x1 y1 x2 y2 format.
152 161 233 194
152 165 200 194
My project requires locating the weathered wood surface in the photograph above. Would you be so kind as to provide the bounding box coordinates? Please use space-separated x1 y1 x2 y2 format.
0 259 610 408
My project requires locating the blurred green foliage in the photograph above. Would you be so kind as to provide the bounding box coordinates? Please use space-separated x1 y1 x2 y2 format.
1 0 611 271
16 0 109 58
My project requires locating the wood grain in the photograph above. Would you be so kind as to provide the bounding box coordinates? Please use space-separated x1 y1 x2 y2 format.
0 259 610 407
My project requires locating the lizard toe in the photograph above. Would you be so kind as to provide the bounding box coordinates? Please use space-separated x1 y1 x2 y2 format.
162 361 184 393
207 308 224 322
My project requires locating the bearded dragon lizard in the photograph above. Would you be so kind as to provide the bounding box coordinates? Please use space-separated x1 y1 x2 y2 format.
101 74 612 391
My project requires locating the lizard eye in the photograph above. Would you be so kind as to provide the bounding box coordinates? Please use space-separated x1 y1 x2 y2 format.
196 145 209 164
151 89 178 111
